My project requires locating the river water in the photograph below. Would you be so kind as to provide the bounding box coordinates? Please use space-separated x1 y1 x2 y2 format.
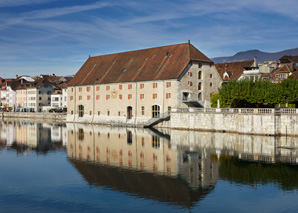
1 119 298 212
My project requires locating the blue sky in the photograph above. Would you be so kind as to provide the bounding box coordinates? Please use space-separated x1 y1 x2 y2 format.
0 0 298 78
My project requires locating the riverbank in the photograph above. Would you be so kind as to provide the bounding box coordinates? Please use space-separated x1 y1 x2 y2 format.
3 108 298 136
171 108 298 136
1 112 67 122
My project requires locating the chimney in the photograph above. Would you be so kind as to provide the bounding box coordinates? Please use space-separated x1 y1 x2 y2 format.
290 63 294 71
253 56 257 67
188 40 190 44
16 75 19 79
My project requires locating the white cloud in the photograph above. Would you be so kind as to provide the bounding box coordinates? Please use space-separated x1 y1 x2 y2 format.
0 0 55 7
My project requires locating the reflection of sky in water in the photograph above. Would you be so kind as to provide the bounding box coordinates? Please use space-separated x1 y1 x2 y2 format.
1 120 298 212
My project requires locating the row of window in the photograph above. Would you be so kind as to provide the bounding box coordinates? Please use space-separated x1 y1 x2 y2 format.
187 71 213 79
75 105 171 117
72 93 172 101
187 81 212 89
73 82 172 93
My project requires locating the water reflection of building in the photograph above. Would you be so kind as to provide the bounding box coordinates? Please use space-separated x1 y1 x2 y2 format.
67 124 219 208
67 124 298 207
0 119 67 154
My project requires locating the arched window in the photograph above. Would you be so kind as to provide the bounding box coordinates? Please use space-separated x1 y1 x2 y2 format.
127 106 132 119
198 82 202 90
198 71 202 80
78 105 84 117
198 93 202 101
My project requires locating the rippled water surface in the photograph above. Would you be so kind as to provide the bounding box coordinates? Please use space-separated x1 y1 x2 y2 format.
1 119 298 212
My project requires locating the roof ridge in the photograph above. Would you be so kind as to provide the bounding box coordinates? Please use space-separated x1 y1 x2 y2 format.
90 43 189 58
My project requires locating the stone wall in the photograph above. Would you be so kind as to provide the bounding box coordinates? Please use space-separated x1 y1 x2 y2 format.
171 108 298 136
1 112 67 122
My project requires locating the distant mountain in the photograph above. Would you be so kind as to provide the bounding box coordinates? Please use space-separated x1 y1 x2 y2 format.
212 48 298 64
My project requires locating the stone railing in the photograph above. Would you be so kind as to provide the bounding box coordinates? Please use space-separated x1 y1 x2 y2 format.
172 108 298 115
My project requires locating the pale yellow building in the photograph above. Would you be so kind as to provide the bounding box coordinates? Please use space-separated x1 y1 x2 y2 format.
67 42 222 125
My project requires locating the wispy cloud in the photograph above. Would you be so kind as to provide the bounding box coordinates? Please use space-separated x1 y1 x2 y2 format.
0 0 55 7
0 0 298 77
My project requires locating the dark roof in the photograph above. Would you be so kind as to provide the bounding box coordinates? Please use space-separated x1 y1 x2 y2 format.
68 43 213 86
215 60 254 81
279 55 298 64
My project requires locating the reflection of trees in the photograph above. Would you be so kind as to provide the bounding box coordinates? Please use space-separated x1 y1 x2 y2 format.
219 156 298 190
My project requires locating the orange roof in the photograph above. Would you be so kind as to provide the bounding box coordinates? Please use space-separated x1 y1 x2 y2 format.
68 43 212 86
215 60 253 81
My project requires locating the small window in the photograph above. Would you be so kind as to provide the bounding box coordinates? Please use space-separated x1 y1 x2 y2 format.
90 111 92 115
153 82 157 88
141 106 145 115
168 106 171 112
166 82 171 88
71 110 73 115
198 63 202 68
96 95 99 100
140 94 144 99
98 111 100 115
119 85 122 90
198 71 202 79
107 110 110 116
106 86 110 90
210 82 212 87
128 84 132 89
153 93 157 99
128 94 132 100
210 74 213 78
198 82 202 90
87 95 91 100
96 86 99 91
118 111 121 116
188 81 193 86
140 84 144 89
188 72 192 77
166 93 171 99
119 94 122 100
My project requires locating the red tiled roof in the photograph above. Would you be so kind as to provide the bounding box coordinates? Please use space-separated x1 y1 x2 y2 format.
215 60 254 81
68 43 212 86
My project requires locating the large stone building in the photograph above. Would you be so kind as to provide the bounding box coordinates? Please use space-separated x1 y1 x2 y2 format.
67 42 222 125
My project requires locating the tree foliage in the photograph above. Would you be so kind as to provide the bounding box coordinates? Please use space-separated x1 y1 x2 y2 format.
211 79 298 108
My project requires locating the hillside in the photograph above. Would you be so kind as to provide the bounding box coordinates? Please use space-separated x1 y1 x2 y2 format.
212 48 298 64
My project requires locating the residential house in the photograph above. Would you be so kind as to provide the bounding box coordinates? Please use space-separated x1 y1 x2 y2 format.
27 78 57 112
67 42 222 124
215 60 254 82
261 55 298 82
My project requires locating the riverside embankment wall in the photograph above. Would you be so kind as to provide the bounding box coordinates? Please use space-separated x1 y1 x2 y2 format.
1 112 67 122
171 108 298 136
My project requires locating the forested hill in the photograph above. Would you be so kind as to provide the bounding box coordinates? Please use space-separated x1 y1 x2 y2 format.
212 48 298 64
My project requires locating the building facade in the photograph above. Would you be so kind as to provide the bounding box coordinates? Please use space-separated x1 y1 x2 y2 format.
67 43 222 125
